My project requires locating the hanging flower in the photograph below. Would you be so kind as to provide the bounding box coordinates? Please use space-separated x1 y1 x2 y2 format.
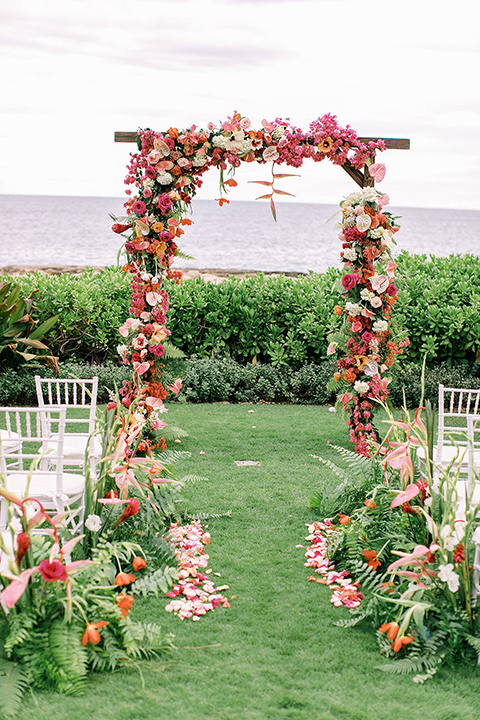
82 621 109 646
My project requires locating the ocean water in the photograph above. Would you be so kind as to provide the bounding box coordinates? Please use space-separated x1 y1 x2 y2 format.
0 194 478 273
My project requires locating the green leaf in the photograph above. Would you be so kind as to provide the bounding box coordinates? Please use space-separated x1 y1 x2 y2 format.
0 659 28 717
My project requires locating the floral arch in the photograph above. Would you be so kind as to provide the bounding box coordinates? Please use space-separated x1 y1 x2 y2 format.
113 112 410 455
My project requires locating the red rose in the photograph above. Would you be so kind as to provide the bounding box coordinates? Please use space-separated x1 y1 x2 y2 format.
38 559 68 582
342 273 358 291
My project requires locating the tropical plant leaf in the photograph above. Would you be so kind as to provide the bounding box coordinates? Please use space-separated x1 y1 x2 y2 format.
0 659 28 718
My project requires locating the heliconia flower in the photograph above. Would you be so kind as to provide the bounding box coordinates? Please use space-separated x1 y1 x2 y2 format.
16 532 30 569
388 545 429 572
82 620 108 646
112 222 131 234
132 556 147 571
0 567 38 608
116 498 141 526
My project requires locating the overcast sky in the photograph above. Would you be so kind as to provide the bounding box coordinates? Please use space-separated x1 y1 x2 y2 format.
0 0 478 209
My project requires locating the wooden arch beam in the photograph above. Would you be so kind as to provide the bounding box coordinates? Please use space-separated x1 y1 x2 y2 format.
114 132 410 189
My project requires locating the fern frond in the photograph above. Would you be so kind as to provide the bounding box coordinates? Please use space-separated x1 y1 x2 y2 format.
161 426 189 439
180 474 209 485
156 449 191 465
0 659 28 718
326 444 373 477
334 613 367 628
310 455 350 483
188 510 232 521
47 620 88 695
132 566 178 597
162 342 186 359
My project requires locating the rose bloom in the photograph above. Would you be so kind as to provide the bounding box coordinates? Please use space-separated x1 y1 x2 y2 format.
333 305 343 316
38 559 68 582
132 200 146 214
341 273 357 291
370 296 383 309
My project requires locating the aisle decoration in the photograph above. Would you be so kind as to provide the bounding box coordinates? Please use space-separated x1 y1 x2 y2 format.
164 521 231 620
304 409 480 681
111 112 403 451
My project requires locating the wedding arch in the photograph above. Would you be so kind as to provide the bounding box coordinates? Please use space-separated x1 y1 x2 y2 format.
113 113 410 454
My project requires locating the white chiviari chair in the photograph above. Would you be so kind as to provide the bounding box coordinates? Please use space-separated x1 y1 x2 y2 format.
418 385 480 476
34 375 101 473
0 406 86 533
465 414 480 613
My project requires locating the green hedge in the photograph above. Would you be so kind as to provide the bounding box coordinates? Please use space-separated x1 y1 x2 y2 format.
7 252 480 368
2 357 480 409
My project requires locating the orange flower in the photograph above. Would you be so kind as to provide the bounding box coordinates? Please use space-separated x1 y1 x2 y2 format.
344 369 356 383
167 127 179 139
364 498 376 509
117 593 135 617
337 514 351 526
333 305 343 316
317 136 333 153
215 198 230 206
380 581 395 594
392 635 413 653
132 556 147 571
82 620 108 646
114 572 136 586
363 549 381 570
333 371 342 382
379 621 399 640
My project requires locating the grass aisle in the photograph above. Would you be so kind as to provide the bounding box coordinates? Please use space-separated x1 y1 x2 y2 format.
17 404 479 720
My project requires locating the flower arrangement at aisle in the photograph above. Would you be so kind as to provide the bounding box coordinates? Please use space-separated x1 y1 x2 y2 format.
0 490 175 713
304 407 480 682
111 112 387 425
327 187 409 455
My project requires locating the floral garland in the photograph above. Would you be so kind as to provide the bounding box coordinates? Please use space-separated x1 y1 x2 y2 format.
112 111 387 428
327 188 409 455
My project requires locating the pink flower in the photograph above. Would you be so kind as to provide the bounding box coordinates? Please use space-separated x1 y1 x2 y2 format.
341 273 357 291
351 321 363 333
371 296 382 309
132 200 146 214
386 284 397 297
145 166 157 179
38 559 68 582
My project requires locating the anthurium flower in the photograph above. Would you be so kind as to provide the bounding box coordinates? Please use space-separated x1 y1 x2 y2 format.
82 621 109 646
390 484 420 509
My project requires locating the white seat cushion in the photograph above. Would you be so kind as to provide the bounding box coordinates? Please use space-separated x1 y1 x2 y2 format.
42 433 102 461
417 444 480 467
0 428 22 453
5 471 85 498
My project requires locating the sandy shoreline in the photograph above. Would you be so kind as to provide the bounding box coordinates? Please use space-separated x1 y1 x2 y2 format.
0 265 307 283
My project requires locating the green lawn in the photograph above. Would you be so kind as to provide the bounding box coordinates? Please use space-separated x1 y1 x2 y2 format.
15 403 480 720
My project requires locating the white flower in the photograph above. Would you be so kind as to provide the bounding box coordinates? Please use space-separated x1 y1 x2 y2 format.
454 522 466 543
360 288 374 301
157 172 174 185
117 344 128 357
372 319 388 333
424 496 433 508
354 381 370 394
192 152 208 167
356 213 371 232
85 514 102 532
212 135 227 149
345 302 362 316
272 126 286 140
343 248 357 262
441 524 452 540
361 187 378 203
343 191 362 206
472 527 480 545
9 517 22 533
438 563 460 593
371 296 383 309
143 178 154 188
363 360 379 377
369 226 384 239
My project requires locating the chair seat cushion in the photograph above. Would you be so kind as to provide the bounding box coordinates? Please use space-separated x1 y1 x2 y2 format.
417 444 480 466
42 434 102 461
0 428 22 453
5 471 85 498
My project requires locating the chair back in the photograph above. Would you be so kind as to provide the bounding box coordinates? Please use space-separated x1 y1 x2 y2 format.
0 406 67 492
466 414 480 499
35 376 98 437
437 385 480 460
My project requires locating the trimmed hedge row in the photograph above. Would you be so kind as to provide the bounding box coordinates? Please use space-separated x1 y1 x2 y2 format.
2 357 480 409
9 251 480 367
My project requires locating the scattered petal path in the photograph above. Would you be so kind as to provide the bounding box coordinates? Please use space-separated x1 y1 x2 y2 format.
303 521 363 609
165 521 231 620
